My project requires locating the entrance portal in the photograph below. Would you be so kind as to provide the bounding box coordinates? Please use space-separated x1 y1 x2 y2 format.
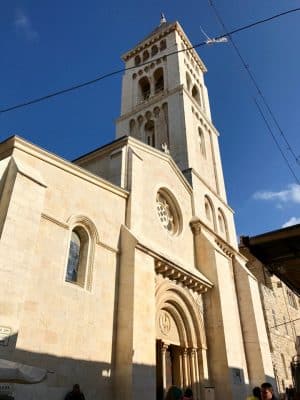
156 341 183 400
155 279 209 400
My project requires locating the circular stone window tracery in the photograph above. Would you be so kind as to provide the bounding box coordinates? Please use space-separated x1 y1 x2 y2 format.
156 189 181 236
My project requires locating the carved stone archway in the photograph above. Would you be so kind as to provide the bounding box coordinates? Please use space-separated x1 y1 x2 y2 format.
155 276 209 400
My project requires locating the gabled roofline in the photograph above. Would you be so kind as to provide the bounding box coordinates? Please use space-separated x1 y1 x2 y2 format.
0 135 129 199
75 135 193 195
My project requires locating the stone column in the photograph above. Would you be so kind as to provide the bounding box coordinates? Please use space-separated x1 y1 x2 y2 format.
194 349 201 400
179 352 184 388
162 343 168 393
182 348 189 387
189 349 197 397
200 347 209 381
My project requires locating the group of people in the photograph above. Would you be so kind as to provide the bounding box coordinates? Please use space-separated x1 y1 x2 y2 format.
164 382 283 400
247 382 296 400
165 386 194 400
65 382 295 400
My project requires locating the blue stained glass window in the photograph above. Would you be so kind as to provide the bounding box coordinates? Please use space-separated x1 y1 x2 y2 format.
66 231 81 283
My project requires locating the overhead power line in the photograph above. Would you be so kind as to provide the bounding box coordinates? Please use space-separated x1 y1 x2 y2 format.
208 0 300 183
254 99 300 185
269 317 300 330
1 7 300 115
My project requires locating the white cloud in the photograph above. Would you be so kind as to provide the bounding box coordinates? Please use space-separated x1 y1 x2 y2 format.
253 184 300 204
282 217 300 228
14 8 39 41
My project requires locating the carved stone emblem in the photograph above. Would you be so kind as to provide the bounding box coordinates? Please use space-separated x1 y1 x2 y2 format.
159 311 171 335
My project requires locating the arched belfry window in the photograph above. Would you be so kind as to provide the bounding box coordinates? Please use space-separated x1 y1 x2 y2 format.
66 227 89 287
154 68 164 93
151 45 158 57
204 195 216 230
198 127 206 157
138 76 151 101
160 39 167 51
65 216 99 291
217 208 228 240
134 55 141 66
186 71 191 92
145 120 155 147
192 85 201 106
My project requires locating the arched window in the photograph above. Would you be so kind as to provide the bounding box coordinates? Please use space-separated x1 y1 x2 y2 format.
151 45 158 57
143 50 149 62
138 76 151 101
204 195 216 230
160 39 167 51
134 55 141 66
217 208 228 240
129 119 137 137
192 85 201 105
186 71 191 92
198 127 206 157
145 120 155 147
154 68 164 93
65 227 89 288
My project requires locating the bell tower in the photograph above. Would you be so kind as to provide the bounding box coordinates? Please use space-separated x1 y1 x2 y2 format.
116 17 227 201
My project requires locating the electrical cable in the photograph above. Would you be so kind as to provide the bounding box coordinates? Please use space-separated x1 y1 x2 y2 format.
1 7 300 114
254 99 300 184
208 0 300 182
269 317 300 330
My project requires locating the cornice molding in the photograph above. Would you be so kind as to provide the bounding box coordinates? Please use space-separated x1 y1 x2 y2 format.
155 259 211 294
136 241 213 293
0 136 128 199
122 22 207 73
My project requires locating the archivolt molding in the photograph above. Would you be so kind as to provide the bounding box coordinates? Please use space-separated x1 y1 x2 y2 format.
156 278 207 349
155 259 210 294
67 215 100 244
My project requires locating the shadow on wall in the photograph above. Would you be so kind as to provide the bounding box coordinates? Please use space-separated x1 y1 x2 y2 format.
0 333 155 400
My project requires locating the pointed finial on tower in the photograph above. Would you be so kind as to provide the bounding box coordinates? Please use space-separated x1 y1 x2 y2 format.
160 13 167 25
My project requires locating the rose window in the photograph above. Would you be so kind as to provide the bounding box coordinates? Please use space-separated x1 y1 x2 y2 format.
156 190 181 235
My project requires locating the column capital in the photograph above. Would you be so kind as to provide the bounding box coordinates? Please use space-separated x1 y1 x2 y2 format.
162 343 169 352
190 218 201 236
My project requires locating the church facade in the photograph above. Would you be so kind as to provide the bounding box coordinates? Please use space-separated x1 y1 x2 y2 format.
0 20 275 400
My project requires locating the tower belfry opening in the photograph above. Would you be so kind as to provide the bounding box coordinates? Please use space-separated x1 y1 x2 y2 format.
116 19 227 199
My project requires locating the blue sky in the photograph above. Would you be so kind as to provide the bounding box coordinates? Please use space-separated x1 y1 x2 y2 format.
1 0 300 237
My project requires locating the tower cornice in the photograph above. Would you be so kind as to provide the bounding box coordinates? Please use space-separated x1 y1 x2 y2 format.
122 21 207 73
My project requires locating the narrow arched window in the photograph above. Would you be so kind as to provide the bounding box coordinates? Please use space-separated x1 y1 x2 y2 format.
186 72 191 92
217 208 229 240
65 227 89 288
151 45 158 57
143 50 149 62
145 120 155 147
198 127 206 157
204 195 216 231
154 68 164 93
192 85 201 105
160 39 167 51
134 55 141 66
138 77 151 101
129 119 137 137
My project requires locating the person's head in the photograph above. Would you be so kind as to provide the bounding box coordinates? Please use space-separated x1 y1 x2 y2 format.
73 384 80 393
253 386 261 398
261 382 274 400
165 386 182 400
184 388 193 398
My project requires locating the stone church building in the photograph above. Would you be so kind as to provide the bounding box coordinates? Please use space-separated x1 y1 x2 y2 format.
0 19 275 400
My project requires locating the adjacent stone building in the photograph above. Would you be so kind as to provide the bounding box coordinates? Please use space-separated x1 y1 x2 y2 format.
0 18 275 400
240 230 300 397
